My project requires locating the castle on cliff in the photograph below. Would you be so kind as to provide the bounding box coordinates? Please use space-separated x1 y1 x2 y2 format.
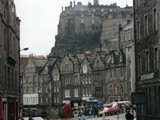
51 0 133 56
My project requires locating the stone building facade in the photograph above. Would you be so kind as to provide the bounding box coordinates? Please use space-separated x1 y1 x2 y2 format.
50 57 62 117
60 55 82 107
104 50 128 103
120 20 134 50
120 20 136 93
22 55 46 115
58 0 102 35
80 57 92 99
134 0 160 120
92 55 105 100
56 0 133 52
0 0 20 119
20 48 132 117
38 56 61 117
100 4 133 50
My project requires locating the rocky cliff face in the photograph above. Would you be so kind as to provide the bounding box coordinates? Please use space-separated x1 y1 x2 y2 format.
49 2 133 56
51 31 101 56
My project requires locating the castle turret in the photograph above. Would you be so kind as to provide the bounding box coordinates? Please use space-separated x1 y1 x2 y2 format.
93 0 99 5
62 7 63 12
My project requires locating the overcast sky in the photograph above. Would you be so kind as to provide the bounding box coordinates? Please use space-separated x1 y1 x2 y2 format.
14 0 133 56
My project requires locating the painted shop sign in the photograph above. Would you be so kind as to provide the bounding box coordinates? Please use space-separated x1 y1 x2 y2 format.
141 73 154 80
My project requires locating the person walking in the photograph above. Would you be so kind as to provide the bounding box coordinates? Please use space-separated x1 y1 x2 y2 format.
78 111 86 120
94 104 98 117
125 110 134 120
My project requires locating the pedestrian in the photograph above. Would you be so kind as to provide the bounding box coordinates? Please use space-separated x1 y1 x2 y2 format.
9 114 14 120
94 104 98 117
79 111 86 120
125 110 134 120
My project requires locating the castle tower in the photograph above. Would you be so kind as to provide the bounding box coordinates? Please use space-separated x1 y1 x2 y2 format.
93 0 99 5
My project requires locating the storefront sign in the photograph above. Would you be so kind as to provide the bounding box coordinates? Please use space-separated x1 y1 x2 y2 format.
141 73 154 80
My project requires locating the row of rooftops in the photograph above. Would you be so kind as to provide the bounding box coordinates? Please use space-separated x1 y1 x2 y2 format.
21 49 126 76
41 49 125 75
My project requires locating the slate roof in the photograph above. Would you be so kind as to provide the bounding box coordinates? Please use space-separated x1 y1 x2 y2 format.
40 58 57 75
35 60 47 67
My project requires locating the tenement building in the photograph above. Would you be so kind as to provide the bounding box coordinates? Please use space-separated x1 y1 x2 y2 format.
104 50 128 102
38 56 61 117
22 55 46 116
120 20 136 93
92 54 105 101
134 0 160 119
0 0 20 120
20 48 133 118
100 4 133 50
60 55 82 108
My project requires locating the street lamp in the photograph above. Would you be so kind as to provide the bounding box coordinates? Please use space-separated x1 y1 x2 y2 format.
19 47 29 117
20 47 29 51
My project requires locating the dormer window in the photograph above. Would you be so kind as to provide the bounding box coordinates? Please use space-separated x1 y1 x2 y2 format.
81 19 84 23
97 60 100 67
64 64 69 72
119 55 123 62
111 55 114 64
92 19 95 24
83 65 87 74
45 66 48 71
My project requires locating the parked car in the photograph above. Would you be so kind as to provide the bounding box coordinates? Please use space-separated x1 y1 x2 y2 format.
98 107 109 116
105 106 120 115
98 102 120 116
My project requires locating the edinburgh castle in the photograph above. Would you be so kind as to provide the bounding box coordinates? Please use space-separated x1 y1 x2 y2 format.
50 0 133 56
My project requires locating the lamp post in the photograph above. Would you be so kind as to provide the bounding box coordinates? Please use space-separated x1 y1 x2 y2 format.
20 47 29 51
19 47 29 117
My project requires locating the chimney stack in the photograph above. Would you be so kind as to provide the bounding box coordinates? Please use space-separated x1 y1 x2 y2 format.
74 1 75 7
70 1 72 7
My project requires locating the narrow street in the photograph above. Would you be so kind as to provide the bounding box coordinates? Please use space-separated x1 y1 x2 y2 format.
53 113 136 120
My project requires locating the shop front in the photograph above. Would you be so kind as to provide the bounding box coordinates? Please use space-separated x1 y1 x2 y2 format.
0 96 19 120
